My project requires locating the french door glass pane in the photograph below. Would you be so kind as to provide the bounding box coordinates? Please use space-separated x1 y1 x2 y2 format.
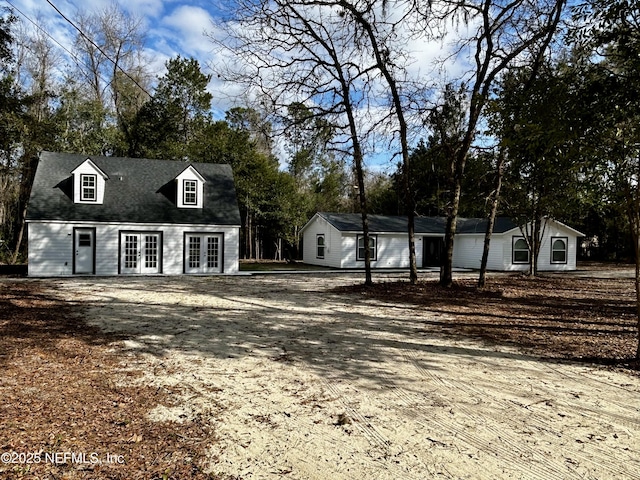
125 235 138 268
189 237 201 268
145 235 158 268
207 237 219 268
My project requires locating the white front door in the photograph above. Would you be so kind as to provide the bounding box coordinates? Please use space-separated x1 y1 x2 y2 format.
120 233 161 274
74 228 95 274
185 234 222 274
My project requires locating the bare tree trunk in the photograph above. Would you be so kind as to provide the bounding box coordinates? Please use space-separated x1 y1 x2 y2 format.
10 202 27 265
246 207 252 260
531 217 540 276
479 148 506 287
441 150 466 287
438 0 567 287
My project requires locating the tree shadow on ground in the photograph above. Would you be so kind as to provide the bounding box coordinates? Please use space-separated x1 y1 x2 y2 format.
333 274 639 371
0 281 122 365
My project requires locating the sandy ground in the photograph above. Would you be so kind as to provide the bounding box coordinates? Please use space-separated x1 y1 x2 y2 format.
49 272 640 480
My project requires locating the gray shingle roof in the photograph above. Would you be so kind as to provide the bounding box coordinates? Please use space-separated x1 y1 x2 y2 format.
26 152 241 226
316 212 518 234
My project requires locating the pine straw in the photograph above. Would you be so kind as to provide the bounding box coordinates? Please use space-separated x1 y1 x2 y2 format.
0 282 235 480
334 274 640 372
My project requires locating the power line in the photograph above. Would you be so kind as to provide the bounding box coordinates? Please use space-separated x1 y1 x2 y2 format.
6 0 87 76
42 0 152 98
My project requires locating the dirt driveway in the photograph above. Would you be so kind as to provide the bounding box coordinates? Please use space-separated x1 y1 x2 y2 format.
51 272 640 479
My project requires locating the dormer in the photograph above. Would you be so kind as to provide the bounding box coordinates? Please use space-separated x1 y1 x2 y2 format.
176 165 206 209
71 158 109 204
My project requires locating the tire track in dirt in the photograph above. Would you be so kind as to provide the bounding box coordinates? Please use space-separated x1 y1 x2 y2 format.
376 380 499 480
388 383 571 479
446 352 640 474
338 328 572 479
402 348 640 480
398 348 586 479
325 318 578 478
206 361 364 480
316 378 432 480
539 362 640 424
462 354 640 428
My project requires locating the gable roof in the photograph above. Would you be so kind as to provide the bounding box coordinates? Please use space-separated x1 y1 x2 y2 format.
26 151 241 226
310 212 519 234
71 158 109 179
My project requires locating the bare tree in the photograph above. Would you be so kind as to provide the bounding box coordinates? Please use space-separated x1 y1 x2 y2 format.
212 0 388 285
427 0 568 286
329 0 420 284
73 3 149 115
478 146 505 287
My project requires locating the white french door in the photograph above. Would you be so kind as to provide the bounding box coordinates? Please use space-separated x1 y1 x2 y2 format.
185 234 222 274
120 232 161 274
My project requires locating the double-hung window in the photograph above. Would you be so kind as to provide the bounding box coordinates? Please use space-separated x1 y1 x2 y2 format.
512 237 530 264
80 174 97 202
357 234 377 261
183 180 197 205
551 237 568 264
316 235 325 259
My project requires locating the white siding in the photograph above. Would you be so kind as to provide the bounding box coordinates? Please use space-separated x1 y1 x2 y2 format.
28 222 75 276
28 221 240 276
300 215 582 272
341 233 412 269
535 221 579 271
502 221 580 272
453 235 505 271
301 216 342 268
454 221 581 272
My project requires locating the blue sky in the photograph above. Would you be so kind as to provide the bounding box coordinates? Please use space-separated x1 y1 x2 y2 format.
7 1 223 79
4 0 469 171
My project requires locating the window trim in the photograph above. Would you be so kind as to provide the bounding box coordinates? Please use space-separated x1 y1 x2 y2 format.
183 179 198 205
80 174 97 202
316 234 325 259
512 236 530 264
356 234 377 261
550 236 568 264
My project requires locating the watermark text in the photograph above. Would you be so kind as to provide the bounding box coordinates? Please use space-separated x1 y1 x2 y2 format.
1 451 125 466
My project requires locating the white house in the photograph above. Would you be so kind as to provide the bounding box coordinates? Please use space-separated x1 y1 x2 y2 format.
26 152 241 276
301 212 584 271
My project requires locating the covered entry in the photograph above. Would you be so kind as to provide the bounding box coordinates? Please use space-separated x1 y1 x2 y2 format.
423 236 444 268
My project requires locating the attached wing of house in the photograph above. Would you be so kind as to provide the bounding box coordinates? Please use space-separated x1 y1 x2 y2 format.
301 212 584 271
26 151 241 276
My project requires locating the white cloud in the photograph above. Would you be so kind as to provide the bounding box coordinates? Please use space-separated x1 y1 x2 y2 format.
157 5 215 56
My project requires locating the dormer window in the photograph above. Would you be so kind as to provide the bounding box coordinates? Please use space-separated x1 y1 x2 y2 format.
183 180 198 205
72 158 108 204
176 165 205 209
81 174 97 202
